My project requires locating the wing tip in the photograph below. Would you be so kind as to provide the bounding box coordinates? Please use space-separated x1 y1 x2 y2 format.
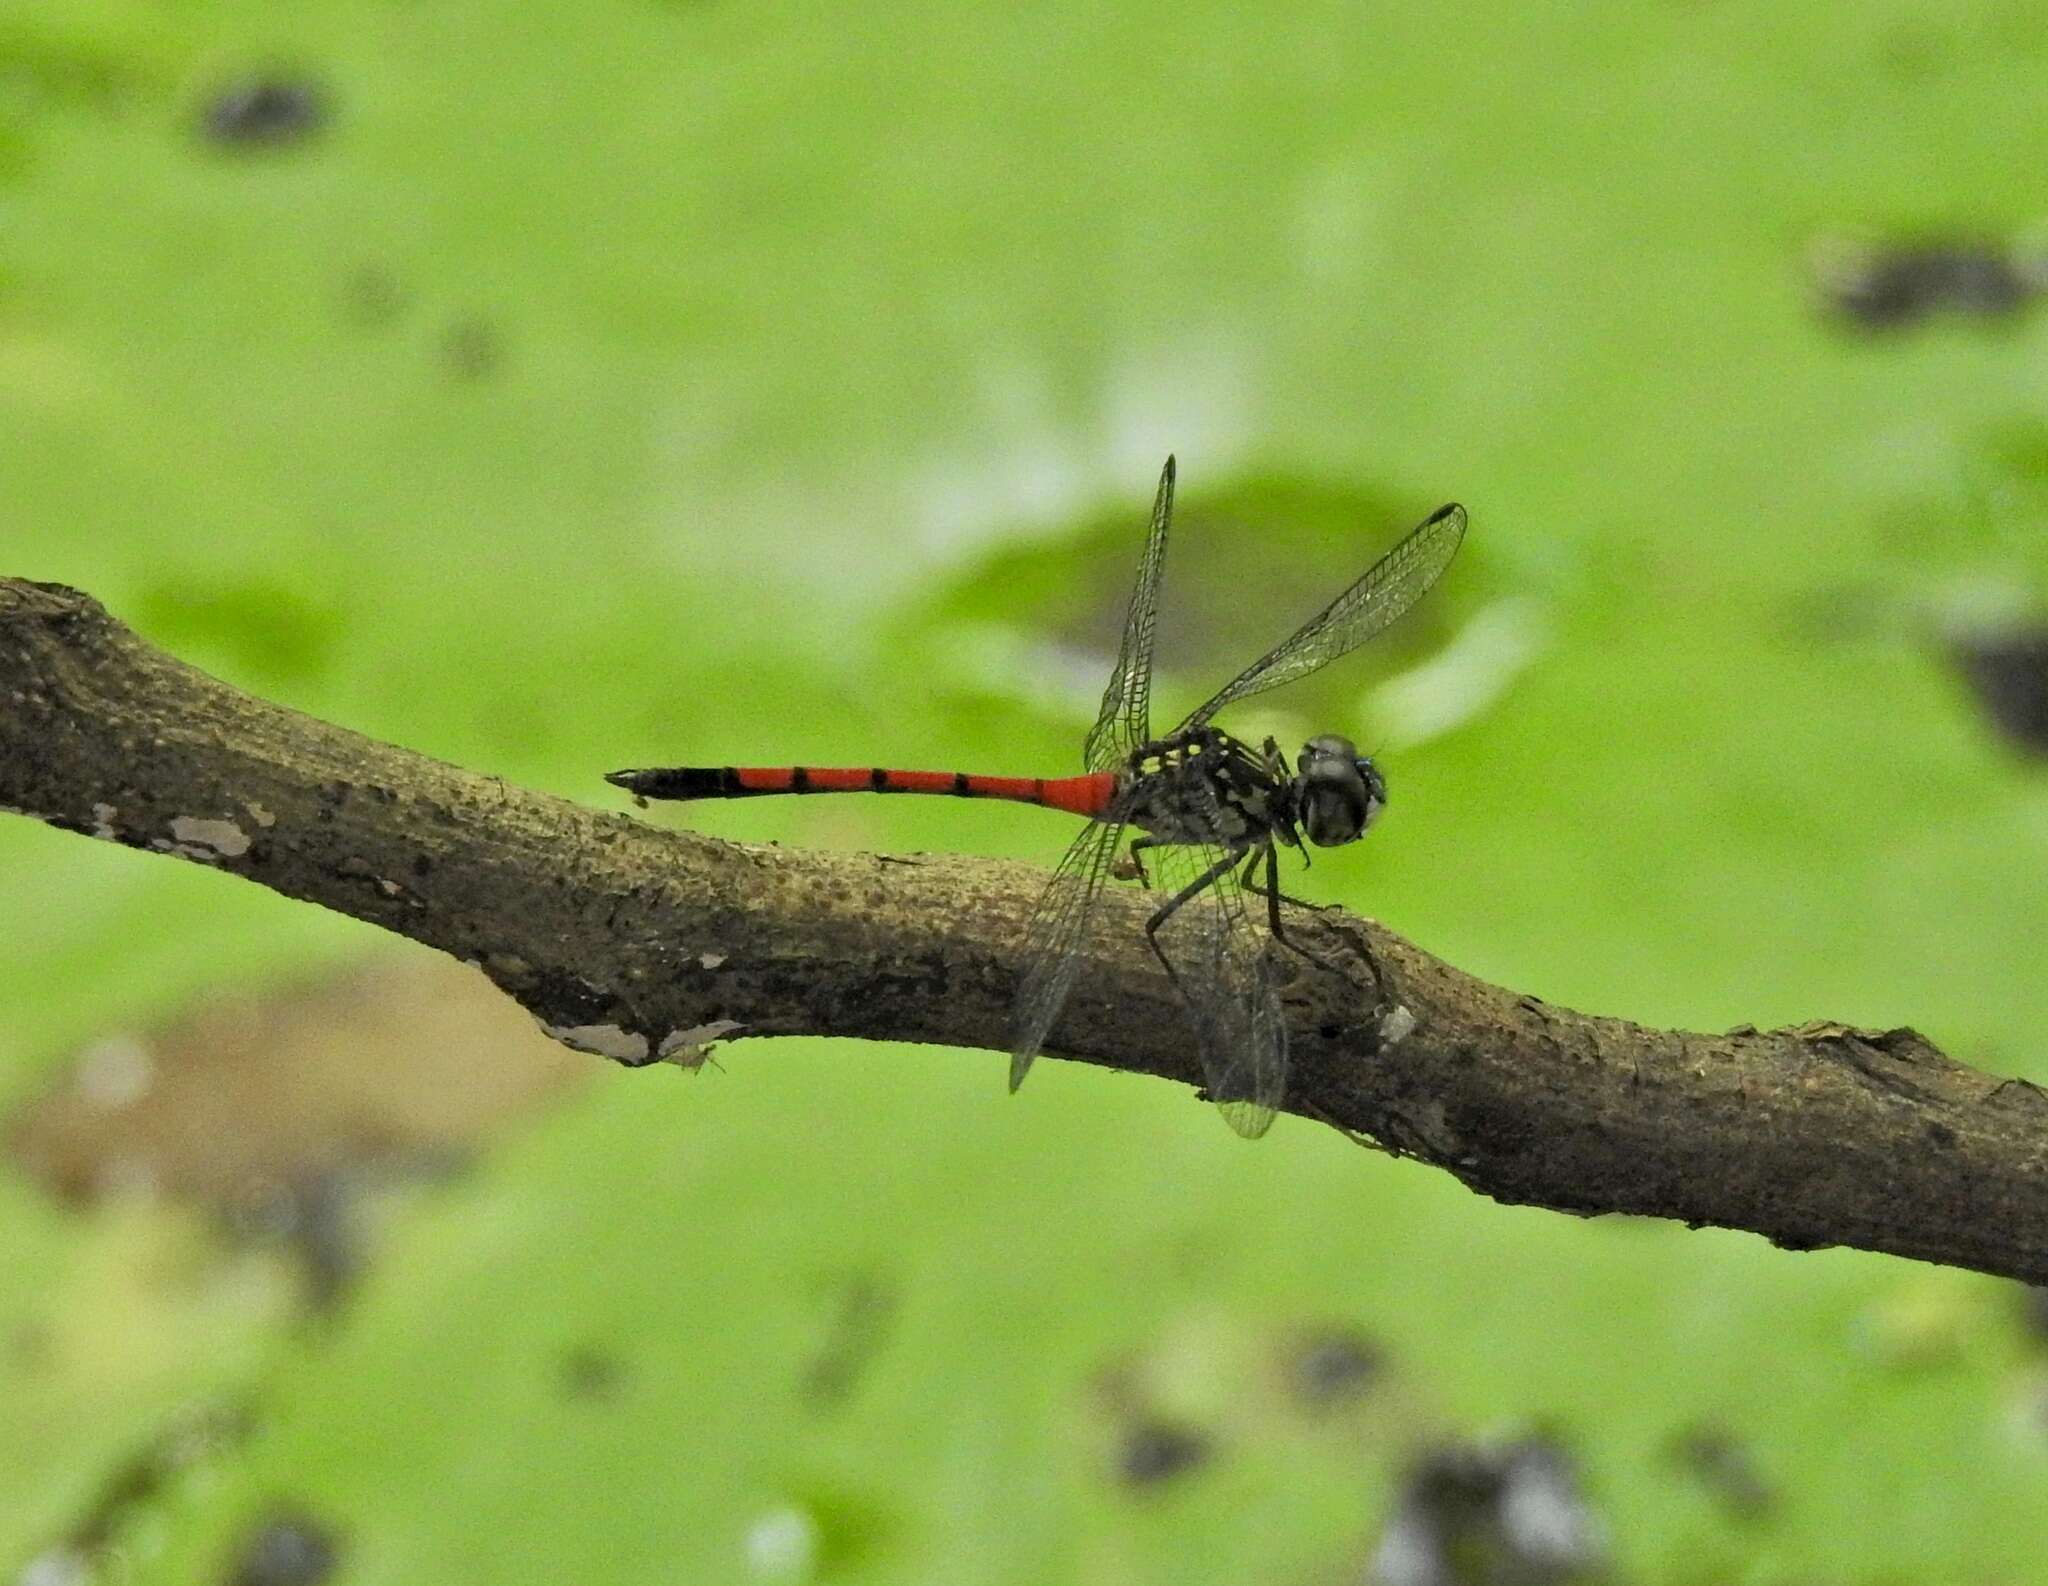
1215 1098 1279 1139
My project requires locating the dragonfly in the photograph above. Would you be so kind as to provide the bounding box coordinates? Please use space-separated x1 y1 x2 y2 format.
607 458 1465 1136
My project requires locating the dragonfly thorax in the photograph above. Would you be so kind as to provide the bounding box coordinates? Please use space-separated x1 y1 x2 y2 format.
1116 728 1280 845
1294 733 1385 847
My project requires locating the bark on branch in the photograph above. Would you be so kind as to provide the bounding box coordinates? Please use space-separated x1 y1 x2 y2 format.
4 576 2045 1282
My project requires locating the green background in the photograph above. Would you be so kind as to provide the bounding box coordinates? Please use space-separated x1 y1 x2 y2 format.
5 1 2048 1581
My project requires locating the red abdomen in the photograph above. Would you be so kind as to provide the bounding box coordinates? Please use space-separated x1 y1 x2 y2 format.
606 764 1118 818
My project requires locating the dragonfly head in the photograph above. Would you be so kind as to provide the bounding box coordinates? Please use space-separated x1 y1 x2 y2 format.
1295 734 1386 847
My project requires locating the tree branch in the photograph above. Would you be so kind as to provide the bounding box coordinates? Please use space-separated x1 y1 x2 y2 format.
4 576 2045 1282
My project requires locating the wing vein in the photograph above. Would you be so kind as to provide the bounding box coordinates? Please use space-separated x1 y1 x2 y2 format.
1083 457 1176 771
1009 816 1128 1090
1184 501 1465 729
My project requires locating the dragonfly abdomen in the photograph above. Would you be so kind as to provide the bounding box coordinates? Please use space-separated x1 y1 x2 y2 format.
605 764 1118 817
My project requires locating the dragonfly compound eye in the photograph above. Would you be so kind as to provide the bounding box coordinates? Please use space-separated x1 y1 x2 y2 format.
1358 757 1387 815
1297 738 1379 846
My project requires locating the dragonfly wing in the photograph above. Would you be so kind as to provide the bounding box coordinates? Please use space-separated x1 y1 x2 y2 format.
1142 832 1287 1139
1183 501 1465 730
1082 457 1176 772
1010 816 1128 1091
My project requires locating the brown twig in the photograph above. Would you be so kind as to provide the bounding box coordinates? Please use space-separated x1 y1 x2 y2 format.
4 576 2045 1281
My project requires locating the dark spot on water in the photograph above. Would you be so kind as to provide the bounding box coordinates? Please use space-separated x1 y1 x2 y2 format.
227 1509 340 1586
340 265 406 328
1811 233 2043 331
223 1150 466 1314
1370 1436 1607 1586
199 76 330 150
1949 623 2048 757
1290 1326 1383 1407
442 315 504 379
802 1273 897 1407
225 1168 363 1313
38 1402 252 1569
560 1345 626 1401
1118 1420 1210 1488
1665 1421 1777 1519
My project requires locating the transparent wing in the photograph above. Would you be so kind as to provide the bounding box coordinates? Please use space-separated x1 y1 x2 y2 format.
1082 457 1177 772
1143 827 1287 1139
1009 815 1128 1091
1182 501 1466 730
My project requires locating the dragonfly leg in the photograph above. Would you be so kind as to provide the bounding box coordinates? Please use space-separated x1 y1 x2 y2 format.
1118 835 1163 889
1241 854 1329 916
1244 846 1347 975
1261 737 1311 863
1142 846 1247 993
